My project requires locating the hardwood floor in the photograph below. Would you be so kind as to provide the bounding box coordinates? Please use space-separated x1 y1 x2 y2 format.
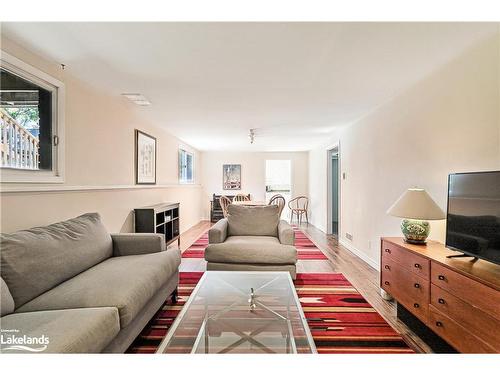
173 220 432 353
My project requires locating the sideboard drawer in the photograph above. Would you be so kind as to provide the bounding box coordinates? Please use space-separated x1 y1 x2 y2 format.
430 284 500 351
382 258 429 323
429 305 495 353
431 262 500 320
381 241 430 279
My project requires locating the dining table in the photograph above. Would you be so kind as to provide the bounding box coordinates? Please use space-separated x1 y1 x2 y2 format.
231 200 268 206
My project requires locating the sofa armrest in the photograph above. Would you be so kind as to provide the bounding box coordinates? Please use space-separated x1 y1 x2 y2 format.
278 220 295 245
111 233 166 256
209 219 228 244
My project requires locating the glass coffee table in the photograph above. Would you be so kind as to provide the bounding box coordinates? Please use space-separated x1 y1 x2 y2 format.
156 271 316 354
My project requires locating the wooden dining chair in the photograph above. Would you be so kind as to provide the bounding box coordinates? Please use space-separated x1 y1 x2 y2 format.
233 194 250 202
268 194 286 216
288 196 309 225
219 195 232 218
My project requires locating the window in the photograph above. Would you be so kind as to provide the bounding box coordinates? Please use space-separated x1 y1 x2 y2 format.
178 149 194 184
0 51 64 183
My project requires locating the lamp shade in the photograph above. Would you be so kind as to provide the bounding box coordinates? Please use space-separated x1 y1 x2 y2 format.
387 188 445 220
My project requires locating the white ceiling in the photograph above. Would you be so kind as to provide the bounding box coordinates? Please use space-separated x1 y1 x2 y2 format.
1 22 497 151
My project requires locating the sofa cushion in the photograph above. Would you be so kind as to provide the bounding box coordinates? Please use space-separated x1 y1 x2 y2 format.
205 236 297 265
1 277 15 317
0 307 119 353
227 205 280 237
17 249 181 328
0 213 113 308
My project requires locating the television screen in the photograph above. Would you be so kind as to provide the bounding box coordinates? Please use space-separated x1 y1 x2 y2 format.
446 171 500 265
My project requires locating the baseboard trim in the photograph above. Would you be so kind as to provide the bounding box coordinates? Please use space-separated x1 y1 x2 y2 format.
339 239 379 271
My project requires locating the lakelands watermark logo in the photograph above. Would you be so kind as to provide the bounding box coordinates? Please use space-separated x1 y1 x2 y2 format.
1 329 49 352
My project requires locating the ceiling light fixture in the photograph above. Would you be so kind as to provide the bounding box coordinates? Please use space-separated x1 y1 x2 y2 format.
121 93 151 106
249 128 256 144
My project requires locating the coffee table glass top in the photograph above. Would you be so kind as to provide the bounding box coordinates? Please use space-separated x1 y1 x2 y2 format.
156 271 316 354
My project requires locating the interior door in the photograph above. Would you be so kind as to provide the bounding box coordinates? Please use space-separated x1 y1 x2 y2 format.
331 153 339 235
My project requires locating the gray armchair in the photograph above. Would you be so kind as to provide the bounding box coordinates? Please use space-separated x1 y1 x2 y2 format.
204 204 298 279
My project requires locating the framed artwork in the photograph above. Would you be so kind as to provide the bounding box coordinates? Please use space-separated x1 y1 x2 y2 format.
223 164 241 190
135 130 157 184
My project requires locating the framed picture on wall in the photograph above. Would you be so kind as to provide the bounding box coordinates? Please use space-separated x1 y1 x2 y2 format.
135 130 157 184
223 164 241 190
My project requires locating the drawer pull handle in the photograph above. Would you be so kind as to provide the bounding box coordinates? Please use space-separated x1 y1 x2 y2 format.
384 249 391 254
384 265 390 270
414 303 420 308
414 263 421 269
436 321 443 327
384 281 390 286
414 283 420 289
438 275 446 281
438 298 445 304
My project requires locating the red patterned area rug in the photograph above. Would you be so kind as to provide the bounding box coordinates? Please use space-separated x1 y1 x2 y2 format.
181 227 328 260
127 272 414 354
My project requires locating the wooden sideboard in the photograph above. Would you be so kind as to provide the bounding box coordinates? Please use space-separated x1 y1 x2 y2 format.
380 237 500 353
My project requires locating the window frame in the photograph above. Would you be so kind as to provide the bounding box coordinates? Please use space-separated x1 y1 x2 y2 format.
0 51 65 184
178 148 195 184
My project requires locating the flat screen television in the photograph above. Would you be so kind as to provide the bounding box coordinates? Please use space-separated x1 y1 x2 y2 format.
446 171 500 265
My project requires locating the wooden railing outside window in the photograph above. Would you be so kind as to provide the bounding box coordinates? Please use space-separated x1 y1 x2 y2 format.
0 108 39 169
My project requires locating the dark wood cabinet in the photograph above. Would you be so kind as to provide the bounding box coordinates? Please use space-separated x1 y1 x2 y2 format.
135 202 180 246
381 237 500 353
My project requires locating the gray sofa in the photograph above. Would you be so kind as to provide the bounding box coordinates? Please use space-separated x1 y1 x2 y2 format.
0 213 181 353
205 204 297 279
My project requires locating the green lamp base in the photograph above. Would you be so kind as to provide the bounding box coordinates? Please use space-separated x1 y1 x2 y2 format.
401 219 430 245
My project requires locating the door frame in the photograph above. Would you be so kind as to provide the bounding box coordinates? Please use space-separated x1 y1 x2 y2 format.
265 159 292 218
326 143 340 236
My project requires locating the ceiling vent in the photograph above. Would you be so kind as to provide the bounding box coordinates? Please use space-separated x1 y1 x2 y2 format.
121 93 151 106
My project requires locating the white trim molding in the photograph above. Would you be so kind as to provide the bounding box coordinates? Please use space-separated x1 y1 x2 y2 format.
339 238 380 271
0 51 65 184
0 183 203 194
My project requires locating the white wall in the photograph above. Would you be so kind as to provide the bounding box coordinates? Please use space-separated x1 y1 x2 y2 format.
200 151 308 219
309 34 500 270
0 37 204 233
307 134 341 233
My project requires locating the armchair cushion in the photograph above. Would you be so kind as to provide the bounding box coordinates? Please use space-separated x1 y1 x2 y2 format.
208 219 228 244
112 233 166 256
278 220 295 245
205 236 297 265
227 205 280 237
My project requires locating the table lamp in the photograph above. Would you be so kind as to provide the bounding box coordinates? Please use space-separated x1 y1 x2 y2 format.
386 188 445 244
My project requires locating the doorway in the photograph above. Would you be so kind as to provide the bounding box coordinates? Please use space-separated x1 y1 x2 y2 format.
265 160 291 219
327 147 339 236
